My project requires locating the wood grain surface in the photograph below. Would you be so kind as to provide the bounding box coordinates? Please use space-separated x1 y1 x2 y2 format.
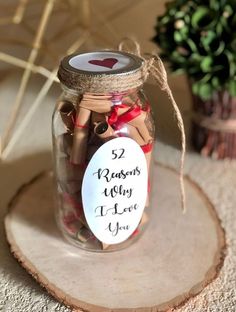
4 164 225 312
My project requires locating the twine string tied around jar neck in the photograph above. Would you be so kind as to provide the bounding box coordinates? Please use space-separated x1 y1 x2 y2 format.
119 38 186 213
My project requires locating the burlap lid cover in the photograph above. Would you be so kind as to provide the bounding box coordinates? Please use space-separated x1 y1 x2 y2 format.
57 50 145 93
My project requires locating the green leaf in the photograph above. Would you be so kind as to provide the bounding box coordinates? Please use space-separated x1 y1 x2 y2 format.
153 0 236 91
200 56 213 72
173 68 185 74
160 15 171 25
171 51 186 63
210 0 220 10
174 31 183 42
228 80 236 96
231 38 236 52
198 83 213 100
200 30 217 49
190 53 202 62
207 40 225 56
212 77 221 89
169 8 178 16
216 22 223 35
191 7 216 30
192 82 200 95
212 65 224 72
225 50 235 77
224 5 233 17
192 7 208 29
192 81 213 100
200 73 212 83
188 67 203 75
186 38 198 52
230 14 236 28
228 0 236 10
179 25 188 37
175 11 185 19
184 14 190 24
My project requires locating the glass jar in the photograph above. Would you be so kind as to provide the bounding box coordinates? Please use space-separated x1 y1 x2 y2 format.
52 51 155 252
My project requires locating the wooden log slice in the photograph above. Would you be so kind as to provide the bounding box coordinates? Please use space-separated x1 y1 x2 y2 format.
4 163 226 312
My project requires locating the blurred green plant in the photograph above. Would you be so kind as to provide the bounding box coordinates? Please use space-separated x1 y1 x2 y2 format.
153 0 236 100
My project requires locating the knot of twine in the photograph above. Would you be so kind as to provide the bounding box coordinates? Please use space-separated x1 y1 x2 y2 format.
119 38 186 213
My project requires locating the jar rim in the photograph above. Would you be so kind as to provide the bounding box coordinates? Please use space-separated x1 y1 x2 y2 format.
57 50 146 93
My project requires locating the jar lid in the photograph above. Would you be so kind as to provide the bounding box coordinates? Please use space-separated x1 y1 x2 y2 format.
57 50 145 93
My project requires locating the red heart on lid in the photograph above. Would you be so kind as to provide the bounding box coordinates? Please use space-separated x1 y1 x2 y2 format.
88 58 118 69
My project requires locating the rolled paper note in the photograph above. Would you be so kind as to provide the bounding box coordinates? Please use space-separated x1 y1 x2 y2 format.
89 132 104 146
58 156 85 181
77 226 94 243
144 111 155 139
141 211 149 225
120 124 146 146
109 105 131 121
58 180 81 194
77 227 101 249
145 148 152 173
58 156 85 194
117 105 131 116
127 111 153 144
94 121 116 141
66 181 82 194
91 111 107 126
102 243 110 250
87 145 99 161
79 94 112 113
63 192 88 228
62 212 78 235
123 94 141 107
58 100 76 132
70 105 91 165
144 149 153 207
138 140 153 207
57 133 73 156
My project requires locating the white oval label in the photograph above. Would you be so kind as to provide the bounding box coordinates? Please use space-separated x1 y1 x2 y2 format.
82 137 148 245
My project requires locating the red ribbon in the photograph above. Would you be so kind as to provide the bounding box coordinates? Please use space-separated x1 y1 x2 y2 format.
109 104 141 130
108 102 153 154
63 192 83 218
75 123 88 129
108 103 129 125
143 102 151 113
141 142 153 154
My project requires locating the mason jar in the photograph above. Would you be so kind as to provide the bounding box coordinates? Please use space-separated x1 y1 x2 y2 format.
52 50 155 252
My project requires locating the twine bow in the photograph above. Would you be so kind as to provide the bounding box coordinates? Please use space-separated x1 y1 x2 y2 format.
119 38 186 213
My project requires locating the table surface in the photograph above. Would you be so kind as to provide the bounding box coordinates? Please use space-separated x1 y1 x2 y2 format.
5 164 225 312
